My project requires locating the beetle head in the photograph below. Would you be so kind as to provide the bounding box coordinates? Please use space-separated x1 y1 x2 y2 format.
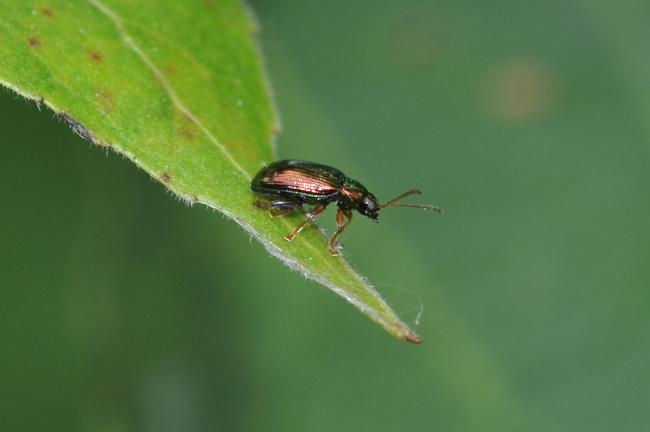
358 193 381 222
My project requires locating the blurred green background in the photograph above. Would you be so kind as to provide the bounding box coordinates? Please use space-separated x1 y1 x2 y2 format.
2 0 649 430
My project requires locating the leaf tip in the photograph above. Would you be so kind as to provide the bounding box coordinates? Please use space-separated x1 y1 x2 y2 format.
404 332 422 345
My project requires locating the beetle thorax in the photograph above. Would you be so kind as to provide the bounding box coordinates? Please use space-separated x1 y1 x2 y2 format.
336 178 364 208
338 178 380 220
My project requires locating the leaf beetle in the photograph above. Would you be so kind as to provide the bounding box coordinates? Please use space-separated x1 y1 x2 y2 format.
250 159 442 256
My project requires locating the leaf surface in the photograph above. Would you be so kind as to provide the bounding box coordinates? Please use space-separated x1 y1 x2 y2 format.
0 0 420 343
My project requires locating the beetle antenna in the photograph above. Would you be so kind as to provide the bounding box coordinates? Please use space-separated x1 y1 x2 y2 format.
380 189 442 213
380 189 421 207
387 203 443 213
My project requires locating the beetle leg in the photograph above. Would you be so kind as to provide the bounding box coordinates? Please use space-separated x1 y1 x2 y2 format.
328 209 353 256
255 199 302 218
271 200 303 211
285 205 326 242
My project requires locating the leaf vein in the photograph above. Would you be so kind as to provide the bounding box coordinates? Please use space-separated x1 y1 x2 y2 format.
86 0 250 179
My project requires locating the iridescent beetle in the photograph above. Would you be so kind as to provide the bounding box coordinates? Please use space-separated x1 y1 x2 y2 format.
251 159 442 256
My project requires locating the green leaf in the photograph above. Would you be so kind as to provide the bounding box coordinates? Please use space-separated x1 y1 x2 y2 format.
0 0 421 343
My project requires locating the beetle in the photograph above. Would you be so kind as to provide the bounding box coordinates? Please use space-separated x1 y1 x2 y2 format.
250 159 442 256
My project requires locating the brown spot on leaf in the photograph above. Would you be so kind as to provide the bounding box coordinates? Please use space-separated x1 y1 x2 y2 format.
161 172 171 184
176 127 197 141
88 50 103 64
242 143 255 157
96 90 113 114
40 6 55 17
253 200 269 210
205 1 215 9
98 90 113 100
28 37 41 48
58 112 95 142
164 64 178 75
